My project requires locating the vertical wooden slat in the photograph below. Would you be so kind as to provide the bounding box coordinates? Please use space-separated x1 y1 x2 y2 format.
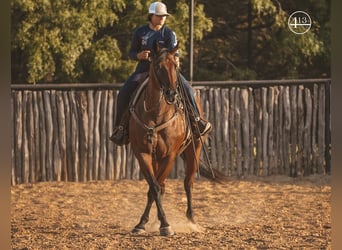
254 88 262 175
63 91 71 181
304 87 313 175
297 86 304 176
112 91 121 180
248 88 255 175
93 90 101 180
277 86 284 174
11 91 16 185
202 89 211 175
56 91 67 181
272 87 280 174
324 81 331 174
43 91 54 181
32 92 41 182
22 91 30 183
87 90 95 181
214 88 223 171
169 154 177 178
78 91 89 181
261 87 268 176
209 88 217 169
69 91 79 181
174 156 184 179
121 146 127 178
290 85 298 176
284 87 292 174
311 84 318 173
14 91 23 184
107 90 115 180
228 88 236 175
221 89 230 175
317 84 326 174
235 88 242 176
127 146 135 180
37 91 46 181
131 156 141 180
51 90 62 181
240 88 249 175
267 87 275 175
283 86 291 175
99 91 108 180
115 146 122 180
27 91 36 183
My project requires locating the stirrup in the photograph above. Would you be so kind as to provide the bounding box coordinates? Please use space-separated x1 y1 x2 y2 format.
199 120 212 136
197 118 212 137
191 117 212 138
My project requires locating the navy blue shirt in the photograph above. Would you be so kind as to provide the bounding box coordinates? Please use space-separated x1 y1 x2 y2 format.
129 24 178 74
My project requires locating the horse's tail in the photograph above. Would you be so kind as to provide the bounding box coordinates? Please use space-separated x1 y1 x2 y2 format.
198 159 229 183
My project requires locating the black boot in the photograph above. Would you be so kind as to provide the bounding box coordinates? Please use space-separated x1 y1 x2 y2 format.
109 109 130 145
190 116 212 138
109 125 129 145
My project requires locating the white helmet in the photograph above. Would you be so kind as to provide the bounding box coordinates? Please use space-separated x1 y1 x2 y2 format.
148 2 170 16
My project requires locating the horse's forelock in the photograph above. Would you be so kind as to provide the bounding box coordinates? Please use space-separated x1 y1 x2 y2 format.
156 48 168 63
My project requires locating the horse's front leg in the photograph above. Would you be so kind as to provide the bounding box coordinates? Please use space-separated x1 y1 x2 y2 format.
149 176 174 236
131 188 154 234
131 174 173 236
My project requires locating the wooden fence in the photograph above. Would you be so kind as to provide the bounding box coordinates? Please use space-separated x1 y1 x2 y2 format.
11 79 331 185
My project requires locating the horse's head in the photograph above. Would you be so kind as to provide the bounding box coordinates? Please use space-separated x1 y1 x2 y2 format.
151 40 179 104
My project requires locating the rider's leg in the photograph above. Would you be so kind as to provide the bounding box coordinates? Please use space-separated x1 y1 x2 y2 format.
179 74 212 137
110 76 139 142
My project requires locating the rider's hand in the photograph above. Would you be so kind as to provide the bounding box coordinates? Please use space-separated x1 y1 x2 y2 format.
137 50 151 61
175 56 180 68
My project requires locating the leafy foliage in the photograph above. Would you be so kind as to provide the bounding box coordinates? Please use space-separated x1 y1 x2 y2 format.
194 0 330 80
12 0 126 83
11 0 330 83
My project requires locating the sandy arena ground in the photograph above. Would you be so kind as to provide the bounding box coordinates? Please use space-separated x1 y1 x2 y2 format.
11 175 331 249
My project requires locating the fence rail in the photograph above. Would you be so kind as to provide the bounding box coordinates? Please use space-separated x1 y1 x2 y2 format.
11 79 331 185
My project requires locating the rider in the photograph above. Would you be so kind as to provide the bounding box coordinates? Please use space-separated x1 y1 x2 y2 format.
110 1 212 144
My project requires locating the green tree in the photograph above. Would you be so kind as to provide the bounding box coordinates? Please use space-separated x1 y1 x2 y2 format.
195 0 330 80
11 0 126 83
11 0 212 84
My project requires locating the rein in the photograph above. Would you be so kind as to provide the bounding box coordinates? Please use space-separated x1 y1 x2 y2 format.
176 69 216 179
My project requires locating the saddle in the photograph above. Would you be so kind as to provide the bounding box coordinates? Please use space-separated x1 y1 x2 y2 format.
111 73 201 147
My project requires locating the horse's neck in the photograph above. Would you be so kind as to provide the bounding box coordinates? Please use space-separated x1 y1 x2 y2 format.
144 67 162 109
144 76 163 112
143 73 174 122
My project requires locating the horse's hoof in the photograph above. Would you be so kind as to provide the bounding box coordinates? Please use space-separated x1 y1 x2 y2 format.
131 227 146 235
160 226 175 236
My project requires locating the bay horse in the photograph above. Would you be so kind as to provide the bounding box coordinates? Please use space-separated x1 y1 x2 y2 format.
128 41 206 236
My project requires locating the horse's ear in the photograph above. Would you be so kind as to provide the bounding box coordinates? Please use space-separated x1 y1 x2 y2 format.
170 42 179 55
152 39 160 54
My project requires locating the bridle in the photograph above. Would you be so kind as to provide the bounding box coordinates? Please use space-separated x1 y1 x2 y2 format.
151 48 179 105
